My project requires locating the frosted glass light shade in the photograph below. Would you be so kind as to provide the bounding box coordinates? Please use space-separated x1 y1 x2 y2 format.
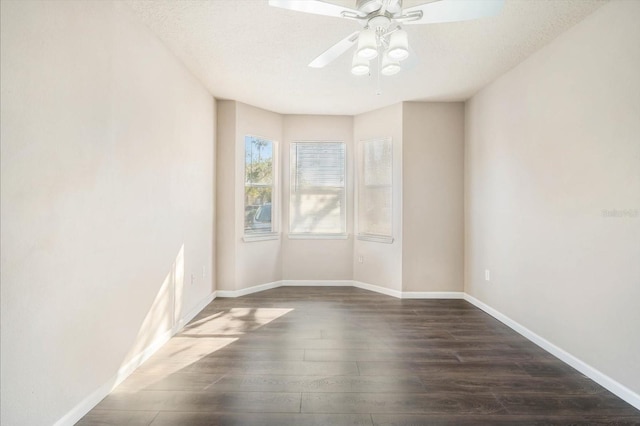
388 29 409 61
351 52 370 76
356 29 378 60
381 53 401 76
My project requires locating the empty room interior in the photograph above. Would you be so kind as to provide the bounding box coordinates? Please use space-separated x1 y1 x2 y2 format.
1 0 639 425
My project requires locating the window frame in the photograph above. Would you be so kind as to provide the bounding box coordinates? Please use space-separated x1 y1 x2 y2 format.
288 140 347 239
243 135 279 243
356 137 394 244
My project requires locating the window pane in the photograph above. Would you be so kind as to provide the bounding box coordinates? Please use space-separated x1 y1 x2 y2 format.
358 138 392 237
290 142 346 234
360 186 392 236
290 188 344 234
245 136 274 234
364 139 392 186
245 136 273 185
245 187 272 233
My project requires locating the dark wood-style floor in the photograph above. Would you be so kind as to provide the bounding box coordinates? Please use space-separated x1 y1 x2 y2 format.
78 286 640 425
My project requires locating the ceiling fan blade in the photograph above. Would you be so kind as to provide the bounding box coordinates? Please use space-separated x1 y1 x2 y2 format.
403 0 504 25
308 31 360 68
268 0 365 19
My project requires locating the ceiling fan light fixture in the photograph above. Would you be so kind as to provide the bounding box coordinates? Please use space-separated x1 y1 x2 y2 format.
351 52 370 76
356 29 378 60
387 29 409 61
381 53 401 76
271 0 507 82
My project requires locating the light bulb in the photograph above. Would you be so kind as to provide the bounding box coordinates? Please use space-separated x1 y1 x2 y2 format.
351 52 370 76
388 29 409 61
356 29 378 60
381 53 401 76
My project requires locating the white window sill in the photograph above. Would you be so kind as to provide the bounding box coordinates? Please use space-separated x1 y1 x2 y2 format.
357 234 394 244
243 232 280 243
288 233 349 240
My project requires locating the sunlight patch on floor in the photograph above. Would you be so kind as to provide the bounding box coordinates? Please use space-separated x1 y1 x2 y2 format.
180 308 294 336
114 307 294 392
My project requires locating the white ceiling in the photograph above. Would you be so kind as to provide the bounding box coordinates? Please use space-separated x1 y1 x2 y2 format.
124 0 606 115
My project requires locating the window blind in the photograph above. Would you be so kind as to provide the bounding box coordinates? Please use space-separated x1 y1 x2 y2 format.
290 142 346 234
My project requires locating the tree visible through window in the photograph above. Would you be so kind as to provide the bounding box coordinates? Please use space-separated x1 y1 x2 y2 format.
290 142 346 235
245 136 274 234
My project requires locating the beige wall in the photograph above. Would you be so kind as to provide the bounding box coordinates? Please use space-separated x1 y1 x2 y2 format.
0 1 215 425
216 101 283 291
282 115 354 280
465 0 640 396
402 102 465 292
353 104 404 291
215 100 237 291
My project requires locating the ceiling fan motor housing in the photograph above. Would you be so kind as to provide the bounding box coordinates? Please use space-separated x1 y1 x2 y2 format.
368 15 392 32
356 0 403 15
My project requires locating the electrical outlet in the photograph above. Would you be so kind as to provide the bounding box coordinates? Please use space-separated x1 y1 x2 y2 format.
358 255 364 263
484 269 491 282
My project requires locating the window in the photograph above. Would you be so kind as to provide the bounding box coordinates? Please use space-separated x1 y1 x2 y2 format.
244 135 276 237
357 138 393 243
290 142 346 236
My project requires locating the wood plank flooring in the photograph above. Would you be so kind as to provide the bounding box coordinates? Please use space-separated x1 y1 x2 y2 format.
77 287 640 425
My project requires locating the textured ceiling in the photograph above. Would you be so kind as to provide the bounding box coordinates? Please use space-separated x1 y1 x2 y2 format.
124 0 606 115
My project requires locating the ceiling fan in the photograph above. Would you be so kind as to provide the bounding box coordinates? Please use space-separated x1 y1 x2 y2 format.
268 0 504 76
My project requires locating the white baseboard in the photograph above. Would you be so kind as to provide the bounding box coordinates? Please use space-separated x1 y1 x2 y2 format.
282 279 353 287
53 371 122 426
217 280 358 298
463 294 640 411
174 292 216 331
216 281 281 298
402 291 464 299
351 282 463 300
352 280 403 298
215 279 461 301
54 291 216 426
